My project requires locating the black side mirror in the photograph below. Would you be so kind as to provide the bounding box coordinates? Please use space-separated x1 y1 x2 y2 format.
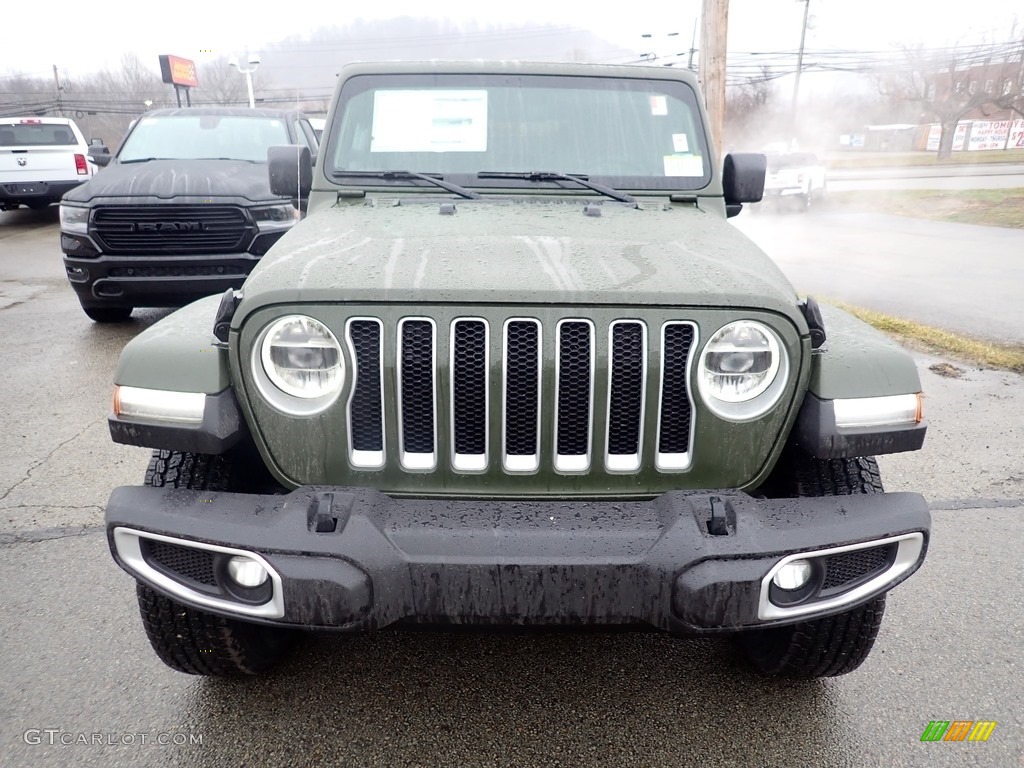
92 153 113 167
722 153 766 217
268 145 312 200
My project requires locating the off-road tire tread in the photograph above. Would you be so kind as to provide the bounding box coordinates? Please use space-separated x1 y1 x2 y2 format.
136 449 292 676
144 449 235 490
739 450 888 678
793 455 884 496
137 583 289 676
740 596 886 678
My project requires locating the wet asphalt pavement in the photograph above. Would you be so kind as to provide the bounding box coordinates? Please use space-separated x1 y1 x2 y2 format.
1 208 1022 767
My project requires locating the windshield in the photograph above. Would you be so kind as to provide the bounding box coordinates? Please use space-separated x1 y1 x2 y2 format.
119 115 290 162
0 122 77 147
328 73 710 190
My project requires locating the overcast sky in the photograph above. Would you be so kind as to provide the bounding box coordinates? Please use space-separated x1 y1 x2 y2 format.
3 0 1020 79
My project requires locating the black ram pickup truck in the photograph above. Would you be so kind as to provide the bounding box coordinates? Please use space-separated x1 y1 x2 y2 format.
60 107 319 322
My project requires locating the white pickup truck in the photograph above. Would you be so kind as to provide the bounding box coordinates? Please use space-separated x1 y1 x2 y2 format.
762 151 827 211
0 117 97 211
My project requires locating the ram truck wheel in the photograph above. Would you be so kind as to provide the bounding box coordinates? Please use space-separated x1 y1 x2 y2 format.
738 450 889 678
82 305 133 323
136 449 295 676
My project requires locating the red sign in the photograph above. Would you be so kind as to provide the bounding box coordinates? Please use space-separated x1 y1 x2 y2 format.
159 55 199 88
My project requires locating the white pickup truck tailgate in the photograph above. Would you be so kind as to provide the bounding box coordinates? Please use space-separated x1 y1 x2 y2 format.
0 119 89 184
0 147 85 181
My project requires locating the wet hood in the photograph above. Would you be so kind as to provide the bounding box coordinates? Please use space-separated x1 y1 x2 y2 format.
237 197 803 324
63 159 282 204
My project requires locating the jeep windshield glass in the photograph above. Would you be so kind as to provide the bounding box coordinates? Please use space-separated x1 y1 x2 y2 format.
118 115 290 163
327 73 711 192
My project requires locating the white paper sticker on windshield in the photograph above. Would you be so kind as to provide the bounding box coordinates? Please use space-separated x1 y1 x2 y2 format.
663 155 704 177
371 90 488 153
672 133 689 153
650 95 668 116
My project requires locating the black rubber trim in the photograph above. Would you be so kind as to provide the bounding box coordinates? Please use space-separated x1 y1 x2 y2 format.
108 388 246 455
792 393 927 459
106 484 930 633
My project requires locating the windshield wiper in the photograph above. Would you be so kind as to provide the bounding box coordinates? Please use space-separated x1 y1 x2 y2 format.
118 157 171 164
477 171 635 203
330 170 481 200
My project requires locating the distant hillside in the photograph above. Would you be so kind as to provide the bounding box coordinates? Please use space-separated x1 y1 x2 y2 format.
256 17 635 108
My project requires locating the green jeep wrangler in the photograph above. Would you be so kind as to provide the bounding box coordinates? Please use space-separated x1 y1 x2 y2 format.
104 61 930 678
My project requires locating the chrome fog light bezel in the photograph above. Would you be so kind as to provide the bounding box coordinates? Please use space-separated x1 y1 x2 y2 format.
757 532 925 621
112 527 285 619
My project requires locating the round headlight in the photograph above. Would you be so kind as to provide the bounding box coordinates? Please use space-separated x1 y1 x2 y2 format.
257 315 344 408
698 321 787 420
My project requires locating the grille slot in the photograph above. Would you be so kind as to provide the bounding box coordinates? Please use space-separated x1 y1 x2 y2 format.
398 319 436 470
451 319 488 471
822 545 895 591
657 322 697 471
144 539 216 586
347 319 385 468
606 321 646 471
92 205 250 255
503 319 542 472
555 320 594 472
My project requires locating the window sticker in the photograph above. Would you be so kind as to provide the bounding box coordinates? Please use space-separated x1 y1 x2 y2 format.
672 133 689 153
663 155 704 177
371 90 488 152
650 95 668 116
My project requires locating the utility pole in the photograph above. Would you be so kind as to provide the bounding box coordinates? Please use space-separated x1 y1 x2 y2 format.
699 0 729 161
688 18 699 71
52 65 64 116
791 0 811 135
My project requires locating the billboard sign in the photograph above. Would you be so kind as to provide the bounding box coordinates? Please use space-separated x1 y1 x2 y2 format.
159 55 199 88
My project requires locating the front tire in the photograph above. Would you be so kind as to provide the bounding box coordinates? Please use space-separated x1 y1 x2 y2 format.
738 450 887 678
738 596 886 678
135 449 294 676
83 305 133 323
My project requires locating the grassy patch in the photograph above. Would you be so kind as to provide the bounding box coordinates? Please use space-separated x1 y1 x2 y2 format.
827 188 1024 229
826 149 1024 169
828 302 1024 374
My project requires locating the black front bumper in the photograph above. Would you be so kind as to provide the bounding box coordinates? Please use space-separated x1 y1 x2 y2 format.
63 251 262 308
106 486 930 634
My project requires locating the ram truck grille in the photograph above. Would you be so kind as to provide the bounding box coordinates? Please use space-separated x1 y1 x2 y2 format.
345 316 696 475
92 205 251 254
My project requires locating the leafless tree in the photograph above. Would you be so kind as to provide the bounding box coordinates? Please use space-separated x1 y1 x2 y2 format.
196 58 271 106
875 34 1024 158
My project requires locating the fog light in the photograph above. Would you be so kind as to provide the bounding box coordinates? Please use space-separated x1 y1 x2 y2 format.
227 556 269 588
772 559 813 590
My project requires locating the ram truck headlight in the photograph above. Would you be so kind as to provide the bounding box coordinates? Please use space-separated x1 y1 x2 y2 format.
698 321 788 421
251 204 300 232
254 315 344 415
59 204 89 234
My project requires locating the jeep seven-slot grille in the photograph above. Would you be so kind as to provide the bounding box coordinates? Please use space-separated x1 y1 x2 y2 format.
92 205 250 255
346 318 697 474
